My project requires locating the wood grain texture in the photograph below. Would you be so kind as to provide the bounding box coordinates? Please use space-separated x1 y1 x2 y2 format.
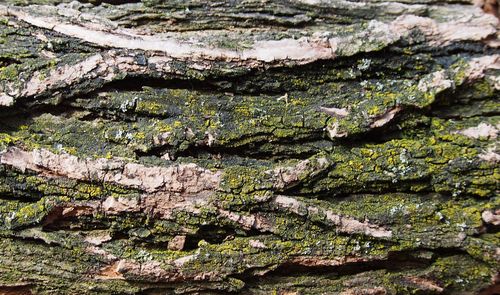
0 0 498 294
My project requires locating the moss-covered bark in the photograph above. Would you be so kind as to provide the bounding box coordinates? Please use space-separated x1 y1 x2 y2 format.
0 0 499 294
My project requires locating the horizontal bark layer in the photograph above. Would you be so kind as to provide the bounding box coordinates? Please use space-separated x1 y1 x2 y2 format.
0 0 499 294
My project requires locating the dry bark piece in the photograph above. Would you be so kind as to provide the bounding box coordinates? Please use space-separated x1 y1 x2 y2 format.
0 0 498 294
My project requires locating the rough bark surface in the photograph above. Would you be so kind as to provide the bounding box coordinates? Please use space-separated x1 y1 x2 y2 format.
0 0 499 294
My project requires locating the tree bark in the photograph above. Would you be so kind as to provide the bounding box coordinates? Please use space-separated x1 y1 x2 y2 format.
0 0 499 294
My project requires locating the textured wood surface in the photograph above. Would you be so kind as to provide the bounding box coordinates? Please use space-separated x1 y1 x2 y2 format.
0 0 499 294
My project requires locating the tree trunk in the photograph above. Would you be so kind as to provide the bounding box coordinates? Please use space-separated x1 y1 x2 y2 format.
0 0 499 294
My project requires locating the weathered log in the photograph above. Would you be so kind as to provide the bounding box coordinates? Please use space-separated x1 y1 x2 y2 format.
0 0 499 294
